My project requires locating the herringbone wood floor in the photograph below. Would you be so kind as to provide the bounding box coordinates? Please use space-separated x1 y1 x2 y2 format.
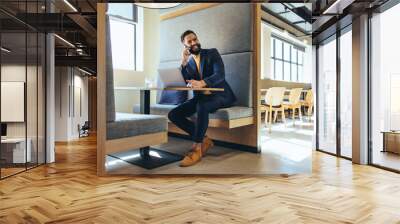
1 135 400 224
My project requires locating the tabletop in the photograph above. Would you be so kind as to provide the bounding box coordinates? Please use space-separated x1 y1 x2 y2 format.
115 86 224 92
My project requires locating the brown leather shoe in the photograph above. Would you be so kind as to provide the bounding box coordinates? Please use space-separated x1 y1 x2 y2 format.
180 145 202 167
201 136 214 155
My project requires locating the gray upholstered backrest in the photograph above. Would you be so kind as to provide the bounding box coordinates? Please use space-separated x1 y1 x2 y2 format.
222 52 252 107
106 15 116 122
159 3 253 107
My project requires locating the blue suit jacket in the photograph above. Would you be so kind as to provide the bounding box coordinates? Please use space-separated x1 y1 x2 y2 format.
180 48 236 104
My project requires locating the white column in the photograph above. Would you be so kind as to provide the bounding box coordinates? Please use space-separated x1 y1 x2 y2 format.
46 33 55 163
352 14 369 164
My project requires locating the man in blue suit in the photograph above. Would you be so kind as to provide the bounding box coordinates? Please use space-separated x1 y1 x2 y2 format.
168 30 237 167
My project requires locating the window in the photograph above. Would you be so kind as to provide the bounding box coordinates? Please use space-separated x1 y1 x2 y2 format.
317 36 337 155
270 36 305 82
107 4 143 71
370 3 400 171
340 29 352 158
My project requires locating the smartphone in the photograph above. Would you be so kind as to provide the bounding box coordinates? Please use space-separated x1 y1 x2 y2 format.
184 45 191 55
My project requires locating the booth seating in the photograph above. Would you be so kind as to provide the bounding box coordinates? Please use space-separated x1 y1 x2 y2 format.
133 52 254 129
133 105 253 129
107 113 167 140
104 15 168 155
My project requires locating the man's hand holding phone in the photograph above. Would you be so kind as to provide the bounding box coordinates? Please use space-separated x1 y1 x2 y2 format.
181 46 191 66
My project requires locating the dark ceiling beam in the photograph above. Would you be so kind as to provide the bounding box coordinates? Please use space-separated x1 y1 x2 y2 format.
323 0 356 14
45 1 96 47
312 0 379 39
0 18 26 31
12 13 83 32
278 10 291 15
312 15 335 35
312 14 352 44
282 4 313 23
86 0 97 12
261 4 310 35
0 8 38 31
293 20 306 24
55 47 96 57
78 66 97 76
67 13 97 39
55 55 96 71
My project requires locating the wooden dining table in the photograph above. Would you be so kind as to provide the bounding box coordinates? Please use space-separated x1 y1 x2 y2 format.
113 86 224 168
260 88 309 94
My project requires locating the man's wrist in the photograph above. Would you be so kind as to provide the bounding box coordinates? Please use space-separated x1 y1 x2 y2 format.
181 60 188 67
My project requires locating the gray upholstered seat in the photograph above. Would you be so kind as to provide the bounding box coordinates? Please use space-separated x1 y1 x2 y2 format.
107 113 167 140
133 104 253 120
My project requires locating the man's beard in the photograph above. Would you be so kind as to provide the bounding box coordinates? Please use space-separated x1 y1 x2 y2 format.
189 43 201 55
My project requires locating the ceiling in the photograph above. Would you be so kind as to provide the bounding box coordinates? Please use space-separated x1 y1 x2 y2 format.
2 0 397 72
0 0 97 75
311 0 390 43
262 2 313 36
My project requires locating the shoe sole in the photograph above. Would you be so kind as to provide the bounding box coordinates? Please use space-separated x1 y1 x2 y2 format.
179 158 201 167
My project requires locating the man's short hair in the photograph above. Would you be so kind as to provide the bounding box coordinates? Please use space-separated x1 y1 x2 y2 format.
181 30 196 42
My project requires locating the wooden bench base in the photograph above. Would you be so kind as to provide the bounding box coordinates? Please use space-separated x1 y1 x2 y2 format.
207 117 254 129
168 123 258 150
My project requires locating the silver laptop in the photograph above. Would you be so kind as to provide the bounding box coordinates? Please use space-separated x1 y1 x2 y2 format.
158 68 186 87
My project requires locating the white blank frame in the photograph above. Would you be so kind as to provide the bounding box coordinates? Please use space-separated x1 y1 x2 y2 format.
1 81 25 122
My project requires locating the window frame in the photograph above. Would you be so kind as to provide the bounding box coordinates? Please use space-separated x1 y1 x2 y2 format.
107 4 143 71
270 35 305 82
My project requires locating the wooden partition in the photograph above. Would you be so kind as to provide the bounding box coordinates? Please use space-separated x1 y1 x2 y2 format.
97 3 107 176
88 77 97 132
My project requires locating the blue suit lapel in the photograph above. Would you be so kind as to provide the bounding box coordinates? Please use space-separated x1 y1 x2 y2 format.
200 50 206 79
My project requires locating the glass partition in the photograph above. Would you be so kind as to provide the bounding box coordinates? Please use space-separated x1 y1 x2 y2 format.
1 30 28 177
0 1 46 179
317 36 337 155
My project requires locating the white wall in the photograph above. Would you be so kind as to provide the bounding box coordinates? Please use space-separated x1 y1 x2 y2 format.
1 65 27 139
261 24 272 80
54 67 89 141
1 65 38 137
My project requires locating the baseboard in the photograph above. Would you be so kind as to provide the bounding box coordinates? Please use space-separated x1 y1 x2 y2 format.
168 132 259 153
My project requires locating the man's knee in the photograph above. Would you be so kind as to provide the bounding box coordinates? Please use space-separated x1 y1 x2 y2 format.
168 109 178 121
